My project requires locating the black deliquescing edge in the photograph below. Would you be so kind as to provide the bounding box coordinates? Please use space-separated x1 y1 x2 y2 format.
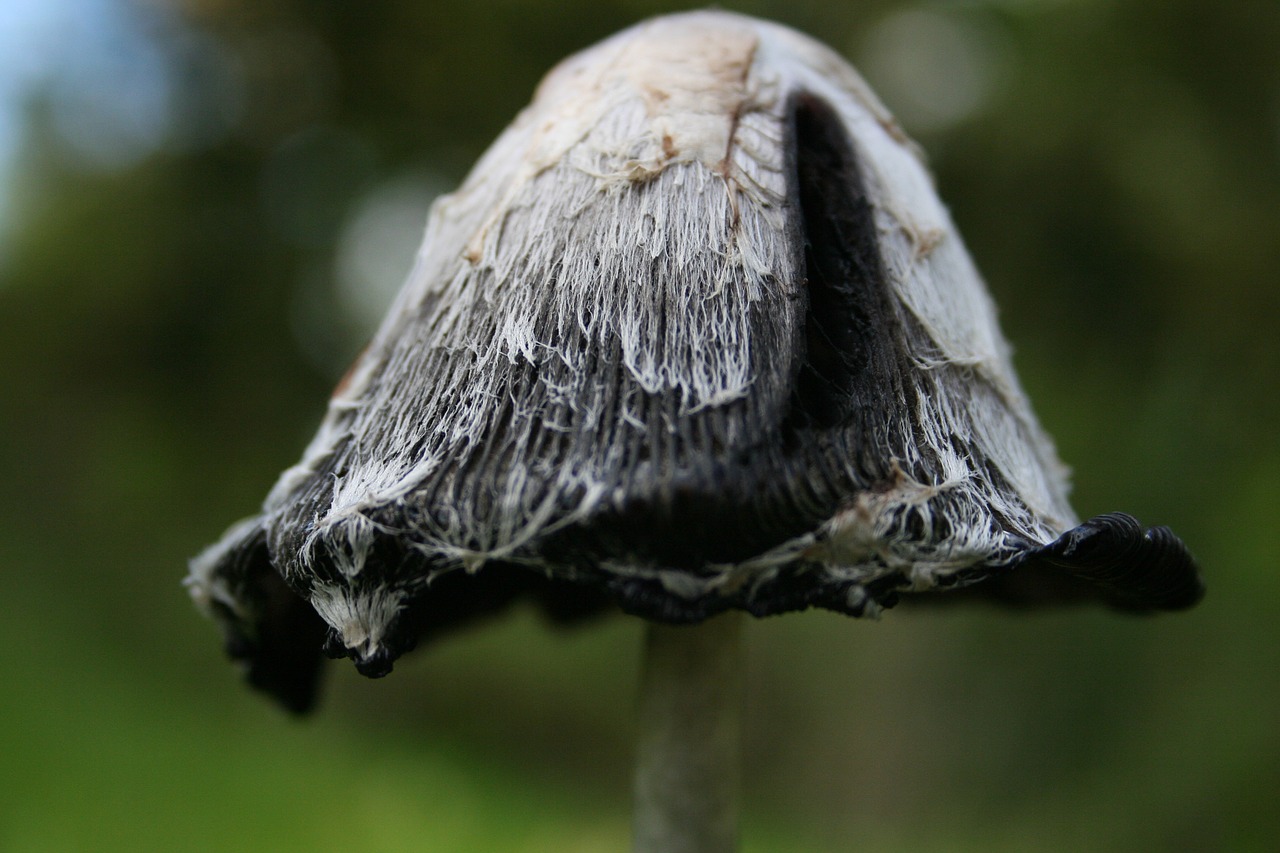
217 509 1203 712
1013 511 1205 612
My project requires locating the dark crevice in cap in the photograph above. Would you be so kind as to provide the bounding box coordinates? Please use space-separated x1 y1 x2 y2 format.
785 91 907 436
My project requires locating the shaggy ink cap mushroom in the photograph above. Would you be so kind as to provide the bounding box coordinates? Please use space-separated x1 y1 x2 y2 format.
187 11 1204 713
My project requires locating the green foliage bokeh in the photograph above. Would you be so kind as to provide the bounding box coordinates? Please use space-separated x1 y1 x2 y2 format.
1 0 1276 850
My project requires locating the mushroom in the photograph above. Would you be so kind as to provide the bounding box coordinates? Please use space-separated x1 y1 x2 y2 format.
188 11 1204 852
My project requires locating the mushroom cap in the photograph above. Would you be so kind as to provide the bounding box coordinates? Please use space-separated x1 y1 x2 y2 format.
188 11 1203 712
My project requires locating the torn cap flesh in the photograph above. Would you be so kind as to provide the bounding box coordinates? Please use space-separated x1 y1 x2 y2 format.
187 11 1203 712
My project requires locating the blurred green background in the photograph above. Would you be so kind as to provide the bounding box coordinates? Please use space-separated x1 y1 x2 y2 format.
1 0 1276 850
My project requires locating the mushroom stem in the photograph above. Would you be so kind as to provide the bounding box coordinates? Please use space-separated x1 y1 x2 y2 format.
633 611 744 853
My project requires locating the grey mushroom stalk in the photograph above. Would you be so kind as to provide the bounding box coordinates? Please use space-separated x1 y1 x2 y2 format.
188 10 1203 852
